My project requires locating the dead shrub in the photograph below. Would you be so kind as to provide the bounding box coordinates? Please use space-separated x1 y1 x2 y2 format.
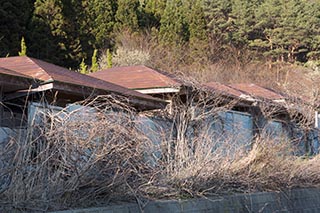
0 95 157 211
0 87 319 211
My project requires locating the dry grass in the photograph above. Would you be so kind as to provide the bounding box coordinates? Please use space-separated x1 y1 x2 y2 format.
0 92 320 211
107 30 320 106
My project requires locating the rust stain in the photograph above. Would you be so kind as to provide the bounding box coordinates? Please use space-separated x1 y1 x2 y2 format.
89 65 181 89
204 82 243 98
229 83 284 100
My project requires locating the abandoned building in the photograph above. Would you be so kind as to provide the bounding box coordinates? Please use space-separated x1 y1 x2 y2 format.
203 82 319 155
0 58 319 156
88 64 320 154
0 56 167 144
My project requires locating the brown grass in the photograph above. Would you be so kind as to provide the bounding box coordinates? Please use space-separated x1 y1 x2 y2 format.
0 92 319 211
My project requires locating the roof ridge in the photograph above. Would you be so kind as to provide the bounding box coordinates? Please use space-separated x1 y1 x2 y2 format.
147 66 182 85
144 66 179 86
27 57 54 82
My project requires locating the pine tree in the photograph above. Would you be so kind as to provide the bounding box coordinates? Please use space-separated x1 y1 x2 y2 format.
144 0 166 19
249 0 282 61
251 0 313 63
306 0 320 62
27 0 59 63
28 0 73 67
230 0 261 47
85 0 117 49
188 0 208 58
28 0 86 68
19 37 27 56
159 0 189 47
91 49 98 72
0 0 32 56
202 0 233 58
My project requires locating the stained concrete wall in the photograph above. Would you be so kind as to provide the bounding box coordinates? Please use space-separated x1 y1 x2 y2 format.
0 127 13 144
53 188 320 213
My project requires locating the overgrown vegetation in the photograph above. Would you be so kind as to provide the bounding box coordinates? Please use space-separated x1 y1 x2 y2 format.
1 85 320 211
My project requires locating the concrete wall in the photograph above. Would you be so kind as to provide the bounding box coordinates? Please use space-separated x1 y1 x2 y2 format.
0 127 16 193
53 188 320 213
0 127 14 145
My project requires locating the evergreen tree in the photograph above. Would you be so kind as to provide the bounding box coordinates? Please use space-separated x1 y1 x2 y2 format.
27 0 64 64
85 0 117 49
28 0 87 68
230 0 260 47
305 0 320 62
144 0 166 19
138 0 166 30
188 0 208 58
1 0 318 69
203 0 233 48
0 0 32 56
60 0 86 67
18 37 27 56
159 0 189 47
115 0 140 31
251 0 314 62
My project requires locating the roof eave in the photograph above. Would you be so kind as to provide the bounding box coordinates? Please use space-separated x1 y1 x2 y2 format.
134 87 180 94
52 81 167 110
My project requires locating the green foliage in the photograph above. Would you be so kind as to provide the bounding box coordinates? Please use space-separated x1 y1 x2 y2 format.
107 49 112 68
91 49 98 72
0 0 32 56
188 0 208 59
19 37 27 56
251 0 317 62
2 0 320 69
79 58 88 74
115 0 140 31
159 0 189 47
85 0 117 49
143 0 166 19
28 0 85 68
203 0 232 44
230 0 258 47
138 0 165 30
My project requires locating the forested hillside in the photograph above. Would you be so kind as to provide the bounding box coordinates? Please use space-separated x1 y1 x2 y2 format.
1 0 320 78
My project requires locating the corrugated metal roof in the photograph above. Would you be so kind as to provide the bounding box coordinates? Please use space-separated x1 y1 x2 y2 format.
0 66 33 79
204 82 243 98
0 56 165 105
89 65 181 90
204 82 286 104
229 83 284 100
0 67 38 93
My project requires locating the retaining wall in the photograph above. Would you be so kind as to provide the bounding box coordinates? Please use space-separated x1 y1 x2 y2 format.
53 188 320 213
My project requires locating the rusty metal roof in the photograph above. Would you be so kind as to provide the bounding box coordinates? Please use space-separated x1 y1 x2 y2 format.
89 65 181 90
0 67 38 93
0 56 165 106
204 82 286 103
204 82 243 98
229 83 284 101
0 67 33 79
